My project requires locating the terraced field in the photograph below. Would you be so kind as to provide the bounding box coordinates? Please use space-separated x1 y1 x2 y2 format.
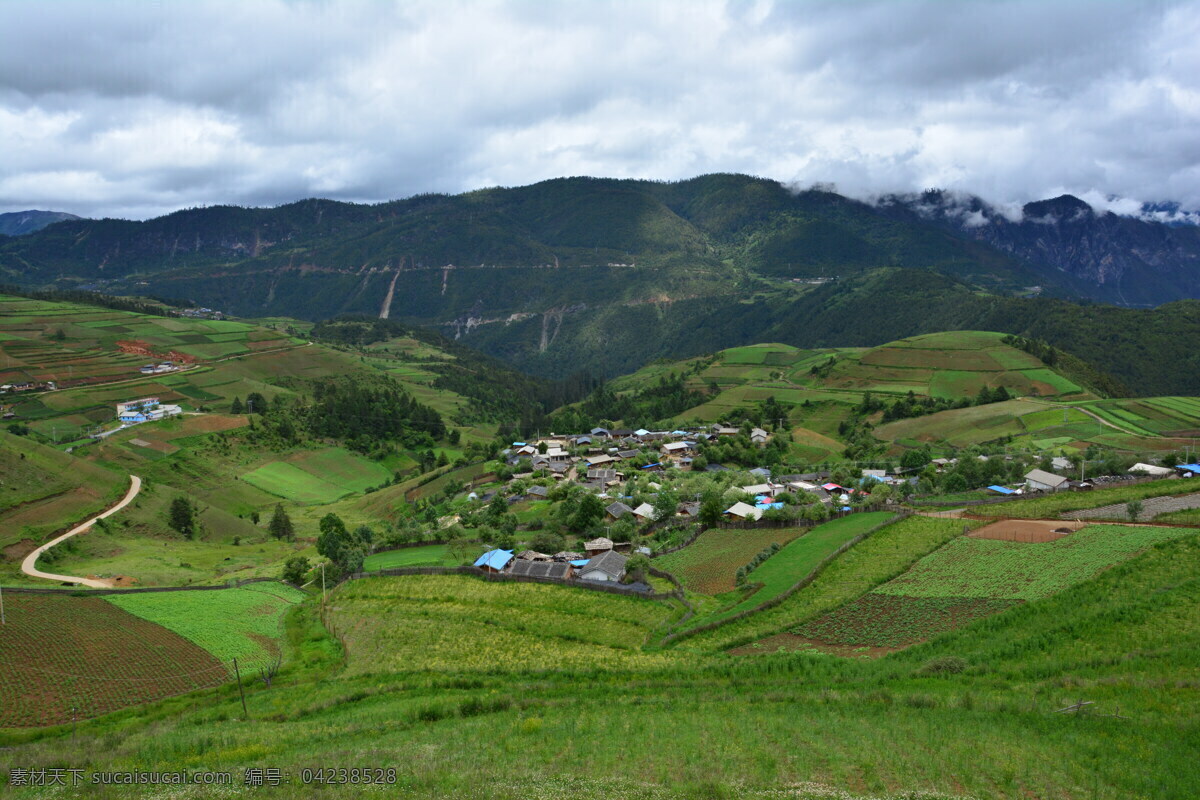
655 528 806 594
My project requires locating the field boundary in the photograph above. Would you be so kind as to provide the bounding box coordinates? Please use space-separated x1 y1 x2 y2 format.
659 512 908 646
2 576 303 597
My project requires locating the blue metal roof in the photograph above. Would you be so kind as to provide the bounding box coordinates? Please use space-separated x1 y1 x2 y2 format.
1175 464 1200 473
987 485 1016 495
756 502 784 510
640 462 662 469
570 559 589 567
473 549 514 570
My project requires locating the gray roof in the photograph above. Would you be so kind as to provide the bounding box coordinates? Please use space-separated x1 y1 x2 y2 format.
605 501 633 518
1025 469 1068 487
580 550 628 580
526 485 549 497
509 560 572 579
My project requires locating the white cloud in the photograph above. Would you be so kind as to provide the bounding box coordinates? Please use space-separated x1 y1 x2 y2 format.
0 0 1197 220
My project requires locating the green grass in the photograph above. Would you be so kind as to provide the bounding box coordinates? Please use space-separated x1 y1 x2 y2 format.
876 524 1196 600
105 582 305 668
362 544 458 571
288 447 392 493
240 462 354 505
331 575 683 674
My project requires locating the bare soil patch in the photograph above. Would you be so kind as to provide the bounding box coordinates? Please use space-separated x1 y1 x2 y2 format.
3 538 37 561
969 518 1086 543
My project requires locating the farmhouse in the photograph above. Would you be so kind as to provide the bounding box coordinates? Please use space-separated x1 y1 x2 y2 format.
750 427 769 444
1024 469 1069 492
577 550 628 582
724 501 762 521
525 485 549 498
509 560 573 579
661 441 693 456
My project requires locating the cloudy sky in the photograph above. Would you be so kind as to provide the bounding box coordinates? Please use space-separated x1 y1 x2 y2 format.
2 0 1198 220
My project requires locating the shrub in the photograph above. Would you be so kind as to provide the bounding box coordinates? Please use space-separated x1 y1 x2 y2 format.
917 655 968 676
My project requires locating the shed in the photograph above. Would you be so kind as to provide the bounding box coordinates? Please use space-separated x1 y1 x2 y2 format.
526 485 549 498
605 501 633 520
583 536 615 555
473 549 514 573
1129 462 1173 477
632 503 657 521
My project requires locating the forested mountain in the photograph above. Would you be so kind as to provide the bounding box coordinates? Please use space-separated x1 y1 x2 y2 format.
3 175 1199 390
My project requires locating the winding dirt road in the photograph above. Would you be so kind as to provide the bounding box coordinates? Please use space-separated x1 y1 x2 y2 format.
20 475 142 588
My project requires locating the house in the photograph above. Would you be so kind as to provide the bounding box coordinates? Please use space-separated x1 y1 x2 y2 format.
577 550 628 582
591 427 611 438
741 483 775 496
1024 469 1069 492
586 454 616 467
610 428 634 438
587 468 617 482
1129 462 1173 478
546 447 569 462
661 441 693 456
526 485 549 498
1051 456 1072 472
723 501 762 521
553 551 585 562
1176 463 1200 478
715 426 740 437
616 449 640 460
861 469 887 481
639 462 664 472
750 428 769 444
515 550 552 562
679 502 700 518
509 559 573 579
474 549 514 573
632 503 657 522
516 445 538 456
583 536 615 556
605 501 633 521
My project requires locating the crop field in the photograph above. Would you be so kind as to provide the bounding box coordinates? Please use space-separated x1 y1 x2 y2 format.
1082 397 1200 437
876 524 1194 601
362 544 458 571
655 528 805 594
0 593 228 727
330 575 683 674
105 583 305 668
791 594 1020 650
239 452 386 504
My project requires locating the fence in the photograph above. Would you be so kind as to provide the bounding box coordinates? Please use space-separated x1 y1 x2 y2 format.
340 564 678 600
905 475 1163 508
2 576 303 597
659 512 909 645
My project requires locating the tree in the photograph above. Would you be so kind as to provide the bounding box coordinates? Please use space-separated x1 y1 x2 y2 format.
623 554 651 584
168 497 197 539
654 486 680 522
698 491 724 528
569 493 606 532
244 392 267 414
1126 500 1143 523
529 531 565 554
230 396 245 414
282 556 310 585
268 504 295 541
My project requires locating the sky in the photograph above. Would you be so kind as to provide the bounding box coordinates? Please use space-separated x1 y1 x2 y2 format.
2 0 1198 220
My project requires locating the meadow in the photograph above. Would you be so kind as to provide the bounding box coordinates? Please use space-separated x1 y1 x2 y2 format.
361 544 460 571
241 448 392 504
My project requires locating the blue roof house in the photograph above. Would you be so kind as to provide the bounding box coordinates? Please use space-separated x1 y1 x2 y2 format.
474 549 514 573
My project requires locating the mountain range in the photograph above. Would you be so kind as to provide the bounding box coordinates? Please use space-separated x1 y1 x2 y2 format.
3 174 1199 384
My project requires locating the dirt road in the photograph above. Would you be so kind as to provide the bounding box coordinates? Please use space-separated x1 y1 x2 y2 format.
20 475 142 588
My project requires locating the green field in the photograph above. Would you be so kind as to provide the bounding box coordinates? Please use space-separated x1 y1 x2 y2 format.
331 575 683 674
106 582 306 667
655 528 806 594
240 462 354 504
976 477 1194 518
362 544 459 571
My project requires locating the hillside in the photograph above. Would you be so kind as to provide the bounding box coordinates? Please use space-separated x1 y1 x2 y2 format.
0 210 82 237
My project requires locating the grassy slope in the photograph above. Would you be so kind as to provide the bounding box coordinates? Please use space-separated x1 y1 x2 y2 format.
3 534 1198 798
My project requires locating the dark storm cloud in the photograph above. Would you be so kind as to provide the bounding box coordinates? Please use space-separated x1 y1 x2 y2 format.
1 0 1197 219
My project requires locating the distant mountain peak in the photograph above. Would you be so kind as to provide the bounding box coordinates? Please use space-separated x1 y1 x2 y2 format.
0 210 83 236
1020 195 1094 221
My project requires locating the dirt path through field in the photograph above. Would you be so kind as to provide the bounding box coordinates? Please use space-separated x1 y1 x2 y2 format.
20 475 141 588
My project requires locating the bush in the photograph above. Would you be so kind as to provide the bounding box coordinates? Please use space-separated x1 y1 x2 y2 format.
916 655 968 676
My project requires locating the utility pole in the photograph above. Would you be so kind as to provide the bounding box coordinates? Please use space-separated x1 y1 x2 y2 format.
0 582 5 625
233 658 248 719
321 562 326 606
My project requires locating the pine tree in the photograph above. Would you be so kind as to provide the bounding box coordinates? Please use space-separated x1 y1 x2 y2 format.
268 503 295 541
230 396 244 414
168 497 197 539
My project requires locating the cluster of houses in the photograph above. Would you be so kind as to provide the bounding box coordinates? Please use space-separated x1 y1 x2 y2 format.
983 460 1193 496
0 380 56 394
473 536 651 590
137 362 178 375
504 424 772 482
175 307 224 320
115 397 183 425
